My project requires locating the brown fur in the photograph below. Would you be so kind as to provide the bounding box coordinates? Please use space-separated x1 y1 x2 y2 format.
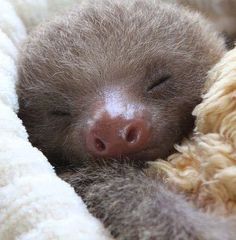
17 0 225 167
17 0 230 239
60 162 236 240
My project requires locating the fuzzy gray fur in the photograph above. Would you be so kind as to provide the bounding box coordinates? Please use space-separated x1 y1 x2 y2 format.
17 0 225 167
60 163 236 240
16 0 231 239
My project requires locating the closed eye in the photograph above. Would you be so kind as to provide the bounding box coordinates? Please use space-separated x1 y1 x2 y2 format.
147 74 171 92
50 110 71 117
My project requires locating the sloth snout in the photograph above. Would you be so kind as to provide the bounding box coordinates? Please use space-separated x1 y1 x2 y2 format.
85 104 151 158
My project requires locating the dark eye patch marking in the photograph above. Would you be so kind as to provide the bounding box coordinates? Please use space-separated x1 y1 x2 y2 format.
50 110 71 117
147 74 171 92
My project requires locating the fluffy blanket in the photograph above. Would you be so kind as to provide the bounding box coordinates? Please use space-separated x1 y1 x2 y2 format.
150 47 236 216
1 0 235 239
0 1 111 239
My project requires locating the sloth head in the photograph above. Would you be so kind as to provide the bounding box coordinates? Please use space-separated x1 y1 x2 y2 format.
17 0 225 167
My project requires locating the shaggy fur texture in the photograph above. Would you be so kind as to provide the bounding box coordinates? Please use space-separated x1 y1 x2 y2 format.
17 0 233 239
0 0 111 239
17 0 225 167
60 162 236 240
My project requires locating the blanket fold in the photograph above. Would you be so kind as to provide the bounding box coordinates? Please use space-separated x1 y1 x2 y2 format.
0 1 110 239
150 47 236 216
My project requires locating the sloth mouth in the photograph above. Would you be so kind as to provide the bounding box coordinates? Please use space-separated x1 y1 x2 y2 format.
126 141 176 160
85 145 175 169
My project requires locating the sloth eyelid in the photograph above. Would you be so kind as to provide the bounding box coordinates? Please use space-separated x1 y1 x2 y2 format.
50 110 71 117
147 74 171 92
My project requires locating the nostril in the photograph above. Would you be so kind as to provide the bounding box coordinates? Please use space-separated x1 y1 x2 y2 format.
94 138 106 152
86 113 150 157
125 127 139 143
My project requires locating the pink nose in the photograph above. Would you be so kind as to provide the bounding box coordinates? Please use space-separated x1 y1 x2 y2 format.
86 114 151 158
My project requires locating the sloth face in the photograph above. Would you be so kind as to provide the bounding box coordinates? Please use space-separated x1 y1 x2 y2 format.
17 0 225 167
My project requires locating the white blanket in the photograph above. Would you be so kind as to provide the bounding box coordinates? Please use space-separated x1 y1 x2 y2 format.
0 1 111 239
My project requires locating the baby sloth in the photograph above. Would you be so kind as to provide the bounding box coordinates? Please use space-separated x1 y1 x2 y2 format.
17 0 233 239
17 0 225 167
